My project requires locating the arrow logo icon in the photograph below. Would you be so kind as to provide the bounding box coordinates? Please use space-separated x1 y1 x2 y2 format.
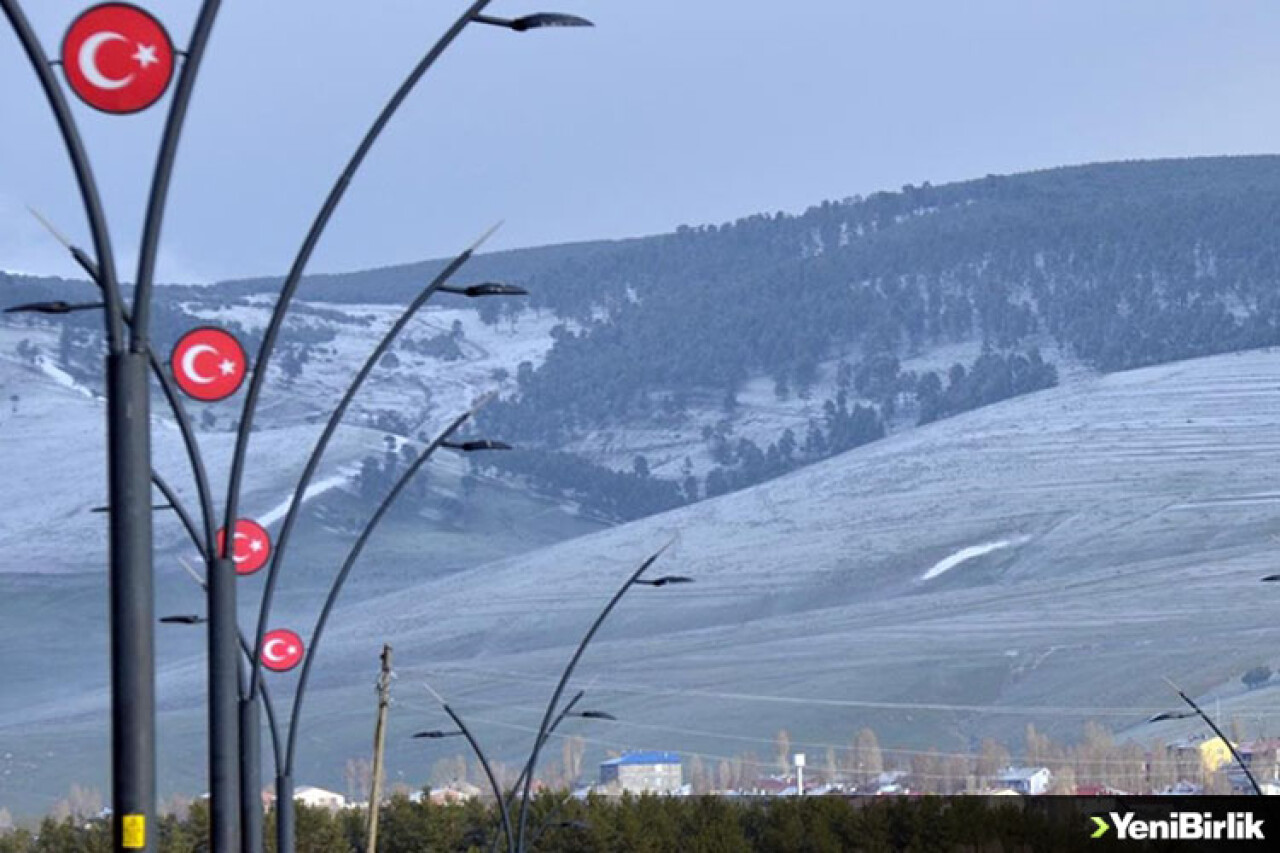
1091 816 1110 839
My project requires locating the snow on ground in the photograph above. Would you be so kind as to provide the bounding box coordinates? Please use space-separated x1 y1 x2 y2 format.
920 536 1029 581
182 300 561 433
256 470 356 529
565 336 1090 480
34 354 96 399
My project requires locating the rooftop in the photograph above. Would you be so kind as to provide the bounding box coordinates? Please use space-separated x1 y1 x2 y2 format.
995 767 1049 781
600 751 682 767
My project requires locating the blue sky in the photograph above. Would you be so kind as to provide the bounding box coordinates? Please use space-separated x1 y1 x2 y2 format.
2 0 1279 282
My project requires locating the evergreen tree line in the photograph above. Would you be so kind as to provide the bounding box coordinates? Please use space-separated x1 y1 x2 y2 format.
475 157 1280 446
0 792 1133 852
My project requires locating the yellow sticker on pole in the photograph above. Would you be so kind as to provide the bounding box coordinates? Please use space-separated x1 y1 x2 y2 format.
122 814 146 849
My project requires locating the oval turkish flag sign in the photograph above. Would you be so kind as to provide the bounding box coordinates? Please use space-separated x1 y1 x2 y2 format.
61 4 175 114
171 327 247 401
216 519 272 576
262 629 305 673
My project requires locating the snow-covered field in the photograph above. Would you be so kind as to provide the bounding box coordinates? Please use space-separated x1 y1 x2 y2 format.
288 346 1280 795
7 290 1280 813
6 343 1280 809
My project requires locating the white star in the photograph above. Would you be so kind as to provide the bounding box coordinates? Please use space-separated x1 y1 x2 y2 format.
219 359 237 376
132 43 159 69
249 539 263 553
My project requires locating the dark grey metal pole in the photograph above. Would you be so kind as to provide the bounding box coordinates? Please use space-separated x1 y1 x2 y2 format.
439 703 514 853
130 0 222 345
515 543 673 850
490 693 583 853
209 556 242 851
1171 687 1262 796
107 351 157 853
276 774 295 853
163 496 286 816
240 695 264 853
0 11 153 848
127 7 238 840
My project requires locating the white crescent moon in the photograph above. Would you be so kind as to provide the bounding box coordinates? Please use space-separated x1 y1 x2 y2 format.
79 32 134 91
181 343 218 384
264 638 289 664
231 531 250 563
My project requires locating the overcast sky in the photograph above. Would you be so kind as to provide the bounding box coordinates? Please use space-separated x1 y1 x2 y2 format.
3 1 1280 283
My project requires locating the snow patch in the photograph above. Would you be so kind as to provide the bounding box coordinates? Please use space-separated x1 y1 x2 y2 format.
920 536 1028 581
257 469 356 528
36 356 96 399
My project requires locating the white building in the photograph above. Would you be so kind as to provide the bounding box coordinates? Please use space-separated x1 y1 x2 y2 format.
994 767 1052 795
293 786 346 811
599 751 683 794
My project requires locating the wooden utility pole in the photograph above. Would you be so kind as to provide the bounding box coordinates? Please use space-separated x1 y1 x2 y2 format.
367 644 393 853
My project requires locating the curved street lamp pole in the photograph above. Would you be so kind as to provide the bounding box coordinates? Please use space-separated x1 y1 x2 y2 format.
1150 678 1262 796
234 225 516 847
220 0 497 556
230 7 592 839
245 222 505 702
276 400 504 853
515 541 678 850
417 687 516 853
129 0 222 347
417 685 605 853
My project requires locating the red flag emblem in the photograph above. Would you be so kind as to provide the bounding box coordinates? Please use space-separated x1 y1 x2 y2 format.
262 629 305 672
171 327 247 401
216 519 272 576
61 4 175 114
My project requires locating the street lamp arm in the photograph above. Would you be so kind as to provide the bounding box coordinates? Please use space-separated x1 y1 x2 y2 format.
516 542 674 849
283 405 479 772
0 0 126 351
247 224 498 701
131 0 223 346
221 0 496 562
438 702 514 853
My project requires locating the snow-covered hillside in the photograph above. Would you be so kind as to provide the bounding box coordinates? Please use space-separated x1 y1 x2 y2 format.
6 344 1280 809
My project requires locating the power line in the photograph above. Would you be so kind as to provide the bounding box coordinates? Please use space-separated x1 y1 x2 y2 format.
409 663 1280 718
396 693 1258 770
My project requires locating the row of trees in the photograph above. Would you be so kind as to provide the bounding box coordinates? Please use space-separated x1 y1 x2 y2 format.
395 720 1262 802
0 792 1126 852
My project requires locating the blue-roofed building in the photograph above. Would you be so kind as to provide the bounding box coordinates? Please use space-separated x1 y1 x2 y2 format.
598 751 683 794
